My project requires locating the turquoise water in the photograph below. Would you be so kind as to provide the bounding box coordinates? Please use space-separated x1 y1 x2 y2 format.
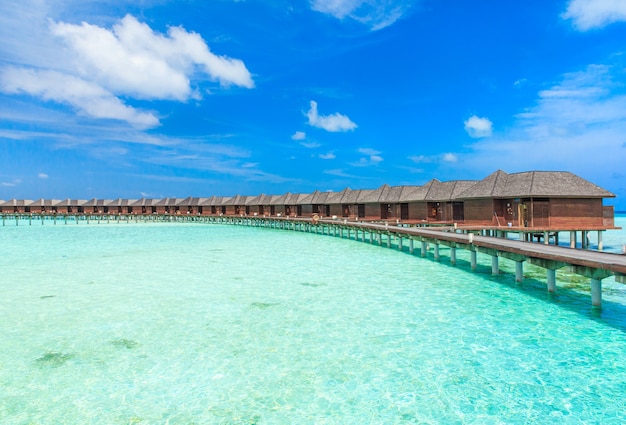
1 218 626 424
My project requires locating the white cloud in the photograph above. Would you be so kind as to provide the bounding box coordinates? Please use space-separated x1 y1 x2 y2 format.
408 154 432 163
408 153 457 164
464 115 493 138
291 131 306 140
0 66 160 129
1 178 21 187
38 173 49 179
306 100 357 132
442 153 457 163
50 15 254 100
323 168 357 178
563 0 626 31
350 147 383 166
301 141 321 149
358 147 380 156
319 152 336 159
310 0 415 30
0 13 253 128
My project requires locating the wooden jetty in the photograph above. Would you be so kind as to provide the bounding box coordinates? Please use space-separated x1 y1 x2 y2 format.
2 213 624 309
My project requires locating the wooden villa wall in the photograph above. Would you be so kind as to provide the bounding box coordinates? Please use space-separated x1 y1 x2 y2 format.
300 205 313 217
363 203 380 219
603 206 614 228
329 204 342 217
463 199 495 226
549 198 603 228
408 202 428 221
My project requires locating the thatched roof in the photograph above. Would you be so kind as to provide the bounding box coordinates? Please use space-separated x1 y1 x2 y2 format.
267 193 286 205
176 196 201 206
398 184 432 202
311 190 332 204
153 197 178 206
30 198 61 207
325 188 350 204
342 189 362 204
457 170 615 199
83 198 111 207
358 185 389 203
107 198 136 207
197 196 215 206
130 198 158 207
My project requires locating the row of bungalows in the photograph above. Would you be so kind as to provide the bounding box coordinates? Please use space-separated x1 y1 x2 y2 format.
0 170 616 229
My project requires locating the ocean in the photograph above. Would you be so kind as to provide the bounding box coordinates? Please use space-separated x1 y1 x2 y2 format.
1 215 625 424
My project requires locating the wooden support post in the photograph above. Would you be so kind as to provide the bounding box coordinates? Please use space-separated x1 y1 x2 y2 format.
434 244 440 261
547 269 556 293
386 234 391 248
450 247 456 265
378 233 382 245
515 261 524 283
570 231 576 248
492 255 499 275
398 236 403 251
591 278 602 308
470 250 477 270
543 231 549 245
409 239 414 254
421 241 427 257
597 231 603 251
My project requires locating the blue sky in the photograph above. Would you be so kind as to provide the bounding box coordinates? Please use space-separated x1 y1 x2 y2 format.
1 0 626 209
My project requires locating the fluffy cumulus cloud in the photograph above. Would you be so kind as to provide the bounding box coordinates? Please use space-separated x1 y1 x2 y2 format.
38 173 49 179
50 15 253 100
0 14 253 128
306 100 357 132
310 0 416 30
464 115 493 138
563 0 626 31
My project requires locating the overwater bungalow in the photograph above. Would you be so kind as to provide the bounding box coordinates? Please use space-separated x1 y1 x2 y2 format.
456 170 615 229
177 197 204 215
0 199 33 213
423 179 477 223
154 197 179 215
106 198 136 215
83 198 111 214
55 198 87 214
28 199 61 214
129 198 157 215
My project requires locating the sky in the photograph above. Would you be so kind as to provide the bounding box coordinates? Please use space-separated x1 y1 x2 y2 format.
1 0 626 209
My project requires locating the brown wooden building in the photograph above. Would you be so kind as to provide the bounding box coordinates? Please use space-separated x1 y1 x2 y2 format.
0 170 616 231
457 170 615 229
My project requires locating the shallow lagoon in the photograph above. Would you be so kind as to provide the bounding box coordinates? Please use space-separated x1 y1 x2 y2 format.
1 218 626 424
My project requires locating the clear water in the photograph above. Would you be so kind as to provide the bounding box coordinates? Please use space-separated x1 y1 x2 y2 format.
1 217 626 424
